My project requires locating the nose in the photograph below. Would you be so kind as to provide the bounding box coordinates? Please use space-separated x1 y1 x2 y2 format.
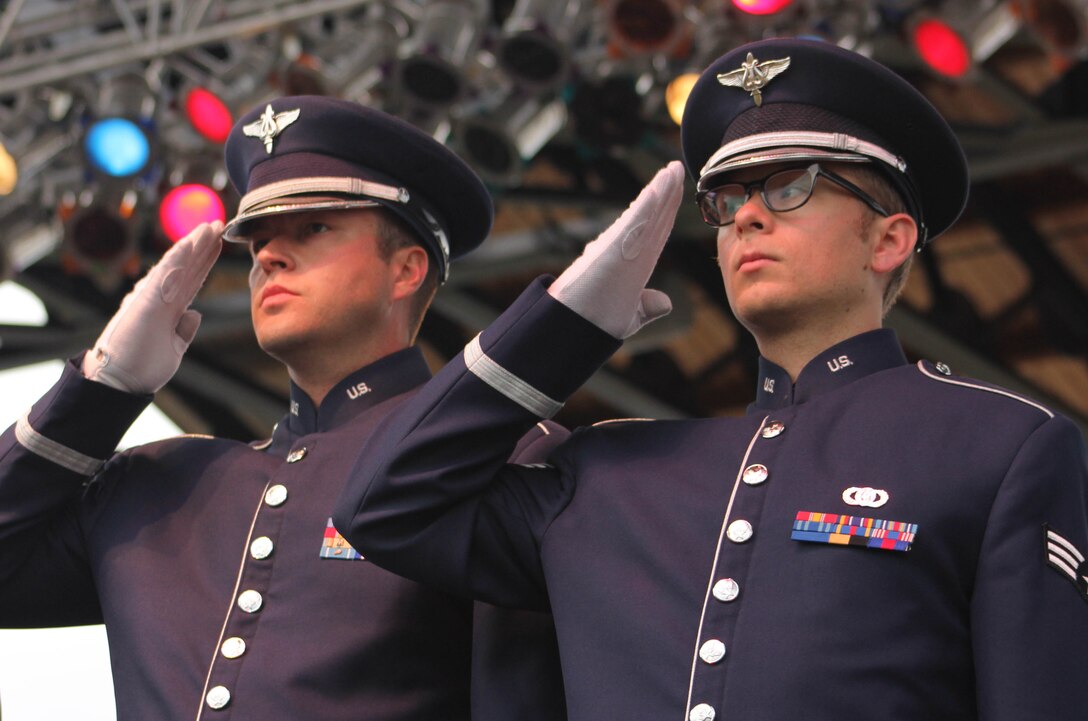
249 234 294 288
253 234 295 273
731 190 770 235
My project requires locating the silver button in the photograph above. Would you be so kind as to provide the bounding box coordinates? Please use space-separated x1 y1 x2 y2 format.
726 519 753 543
699 639 726 664
712 578 740 602
237 589 263 613
206 685 231 710
250 536 274 560
286 447 308 463
221 637 246 659
689 702 715 721
264 484 288 507
935 362 952 376
742 464 768 485
761 421 785 438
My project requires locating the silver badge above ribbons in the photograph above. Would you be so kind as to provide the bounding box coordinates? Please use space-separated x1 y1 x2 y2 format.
243 104 301 154
716 52 790 107
842 486 889 508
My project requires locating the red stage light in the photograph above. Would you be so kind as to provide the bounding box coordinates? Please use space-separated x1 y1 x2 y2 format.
184 88 233 144
159 184 225 242
912 18 971 78
731 0 793 16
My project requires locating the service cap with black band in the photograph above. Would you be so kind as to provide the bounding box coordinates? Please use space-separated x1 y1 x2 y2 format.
680 37 969 246
223 95 494 281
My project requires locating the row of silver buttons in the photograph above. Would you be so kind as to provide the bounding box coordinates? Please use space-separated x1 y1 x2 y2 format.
205 450 305 712
689 425 782 721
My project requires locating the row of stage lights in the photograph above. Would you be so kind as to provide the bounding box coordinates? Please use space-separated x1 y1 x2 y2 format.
81 87 232 240
0 0 1084 291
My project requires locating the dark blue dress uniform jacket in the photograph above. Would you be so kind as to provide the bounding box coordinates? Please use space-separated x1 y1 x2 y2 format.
335 279 1088 721
0 346 567 721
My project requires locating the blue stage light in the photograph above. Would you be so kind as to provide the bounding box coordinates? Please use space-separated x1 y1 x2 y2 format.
84 118 150 177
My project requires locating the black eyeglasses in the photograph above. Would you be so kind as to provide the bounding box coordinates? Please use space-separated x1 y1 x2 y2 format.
695 163 891 228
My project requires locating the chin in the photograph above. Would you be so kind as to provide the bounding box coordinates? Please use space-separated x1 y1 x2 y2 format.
730 296 798 334
255 328 310 364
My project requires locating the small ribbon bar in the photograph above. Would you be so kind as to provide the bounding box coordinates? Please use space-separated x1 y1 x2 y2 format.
320 517 365 560
792 510 917 552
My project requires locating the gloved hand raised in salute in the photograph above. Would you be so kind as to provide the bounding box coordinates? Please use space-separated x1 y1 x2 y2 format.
548 161 685 339
82 220 223 394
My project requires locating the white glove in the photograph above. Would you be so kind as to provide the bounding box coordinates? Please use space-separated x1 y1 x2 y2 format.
82 221 223 394
548 161 684 339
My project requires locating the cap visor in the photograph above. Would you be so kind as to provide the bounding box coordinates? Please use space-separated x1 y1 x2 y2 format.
698 147 870 190
223 196 380 242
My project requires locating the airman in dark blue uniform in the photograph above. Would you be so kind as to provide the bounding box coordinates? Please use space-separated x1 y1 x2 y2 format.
0 96 566 721
334 39 1088 721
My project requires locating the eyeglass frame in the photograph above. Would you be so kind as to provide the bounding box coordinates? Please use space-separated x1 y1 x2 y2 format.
695 162 892 228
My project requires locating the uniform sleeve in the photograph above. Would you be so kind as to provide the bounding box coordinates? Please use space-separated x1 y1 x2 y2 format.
471 418 570 721
0 357 150 626
971 414 1088 719
333 278 620 609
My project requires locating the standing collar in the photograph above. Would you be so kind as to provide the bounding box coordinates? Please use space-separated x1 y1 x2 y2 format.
751 328 907 411
283 346 432 436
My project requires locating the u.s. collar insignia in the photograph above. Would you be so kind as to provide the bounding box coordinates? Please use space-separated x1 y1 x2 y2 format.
716 52 790 107
243 104 301 154
842 486 889 508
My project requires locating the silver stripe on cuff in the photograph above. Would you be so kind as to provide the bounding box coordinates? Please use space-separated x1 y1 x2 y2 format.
15 412 105 476
464 335 563 418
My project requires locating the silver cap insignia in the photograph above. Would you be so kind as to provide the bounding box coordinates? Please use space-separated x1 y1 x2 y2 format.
716 53 791 107
243 104 301 154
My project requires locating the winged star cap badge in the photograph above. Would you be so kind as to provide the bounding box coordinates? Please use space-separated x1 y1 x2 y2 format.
243 104 301 154
716 52 791 107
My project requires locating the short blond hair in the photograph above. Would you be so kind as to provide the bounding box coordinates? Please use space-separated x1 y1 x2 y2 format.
846 165 914 316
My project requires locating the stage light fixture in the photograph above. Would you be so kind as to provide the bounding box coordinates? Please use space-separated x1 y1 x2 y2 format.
1013 0 1088 57
398 0 484 109
315 6 405 102
607 0 688 56
906 3 1020 79
84 118 151 178
159 184 226 243
497 0 591 89
70 206 130 263
184 88 233 144
731 0 794 16
0 141 16 195
910 16 972 78
61 188 140 291
666 72 699 125
83 71 157 179
458 94 567 185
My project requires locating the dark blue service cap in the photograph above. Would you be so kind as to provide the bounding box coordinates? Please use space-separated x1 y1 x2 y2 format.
681 38 969 245
223 95 493 280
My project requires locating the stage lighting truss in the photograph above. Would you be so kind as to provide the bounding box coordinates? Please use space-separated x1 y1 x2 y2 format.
0 0 1081 294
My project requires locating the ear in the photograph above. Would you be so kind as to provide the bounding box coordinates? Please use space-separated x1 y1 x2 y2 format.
869 212 917 275
389 245 429 302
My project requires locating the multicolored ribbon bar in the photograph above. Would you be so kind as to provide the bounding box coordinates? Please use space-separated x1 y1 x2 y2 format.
791 510 917 552
319 517 365 560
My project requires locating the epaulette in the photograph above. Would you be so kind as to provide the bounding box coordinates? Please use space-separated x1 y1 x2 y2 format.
915 360 1055 419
